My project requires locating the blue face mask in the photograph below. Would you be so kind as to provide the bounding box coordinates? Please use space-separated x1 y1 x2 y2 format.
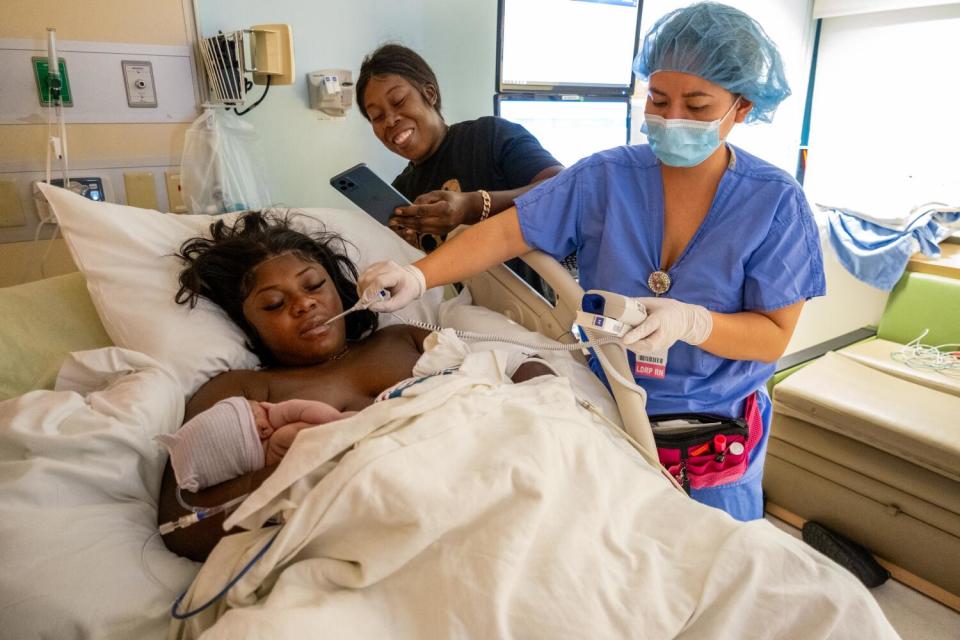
641 99 740 168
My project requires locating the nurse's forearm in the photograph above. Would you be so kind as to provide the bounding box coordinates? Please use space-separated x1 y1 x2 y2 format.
699 302 803 363
414 207 532 288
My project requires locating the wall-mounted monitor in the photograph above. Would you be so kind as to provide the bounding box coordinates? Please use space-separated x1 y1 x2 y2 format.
497 0 642 95
496 94 631 167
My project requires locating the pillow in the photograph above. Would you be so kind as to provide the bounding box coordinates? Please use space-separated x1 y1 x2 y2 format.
37 184 442 398
0 272 112 401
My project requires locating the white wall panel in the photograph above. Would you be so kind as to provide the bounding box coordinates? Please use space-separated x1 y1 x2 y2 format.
0 38 199 124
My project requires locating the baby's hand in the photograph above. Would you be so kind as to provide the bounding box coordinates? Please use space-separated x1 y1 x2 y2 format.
264 425 298 467
265 399 348 429
249 400 275 441
262 406 361 466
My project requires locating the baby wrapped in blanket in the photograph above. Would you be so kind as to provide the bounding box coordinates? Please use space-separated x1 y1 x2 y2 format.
156 397 354 492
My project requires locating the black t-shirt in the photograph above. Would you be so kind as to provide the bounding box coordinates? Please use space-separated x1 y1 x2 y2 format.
392 116 560 200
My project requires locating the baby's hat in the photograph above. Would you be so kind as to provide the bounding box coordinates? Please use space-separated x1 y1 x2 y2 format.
156 396 265 492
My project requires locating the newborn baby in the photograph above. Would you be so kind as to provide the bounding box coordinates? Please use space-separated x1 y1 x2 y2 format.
157 397 354 492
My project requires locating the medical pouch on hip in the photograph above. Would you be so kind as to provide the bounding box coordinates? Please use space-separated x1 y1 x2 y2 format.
651 392 765 498
580 291 667 379
649 414 750 494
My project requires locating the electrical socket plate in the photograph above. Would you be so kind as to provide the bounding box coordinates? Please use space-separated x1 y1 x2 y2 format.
164 171 187 213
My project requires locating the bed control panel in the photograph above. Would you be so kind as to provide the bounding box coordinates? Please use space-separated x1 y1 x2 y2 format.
31 176 112 224
0 165 179 247
48 176 107 202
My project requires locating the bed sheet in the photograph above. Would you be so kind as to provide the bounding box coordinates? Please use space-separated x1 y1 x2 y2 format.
0 348 199 640
171 344 898 640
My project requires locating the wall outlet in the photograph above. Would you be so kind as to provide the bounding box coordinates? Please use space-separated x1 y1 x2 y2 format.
124 171 158 209
164 170 187 213
0 179 26 228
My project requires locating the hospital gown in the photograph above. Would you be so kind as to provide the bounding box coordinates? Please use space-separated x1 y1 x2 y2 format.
516 143 825 519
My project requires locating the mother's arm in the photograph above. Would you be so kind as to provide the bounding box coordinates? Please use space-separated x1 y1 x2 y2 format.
158 369 273 561
184 368 271 420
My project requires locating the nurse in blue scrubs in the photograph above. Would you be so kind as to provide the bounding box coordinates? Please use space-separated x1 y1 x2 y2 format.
358 2 826 520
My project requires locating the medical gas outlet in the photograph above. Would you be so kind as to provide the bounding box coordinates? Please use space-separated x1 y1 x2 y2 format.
121 61 158 108
308 69 353 118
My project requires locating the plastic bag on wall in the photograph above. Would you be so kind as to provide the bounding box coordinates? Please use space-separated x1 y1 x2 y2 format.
180 109 272 214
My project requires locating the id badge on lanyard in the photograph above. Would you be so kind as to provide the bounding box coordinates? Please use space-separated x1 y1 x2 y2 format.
628 347 668 379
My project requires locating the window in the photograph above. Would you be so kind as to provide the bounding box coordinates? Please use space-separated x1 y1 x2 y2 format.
802 3 960 223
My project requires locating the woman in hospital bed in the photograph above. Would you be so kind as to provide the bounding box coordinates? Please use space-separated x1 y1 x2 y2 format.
157 210 553 561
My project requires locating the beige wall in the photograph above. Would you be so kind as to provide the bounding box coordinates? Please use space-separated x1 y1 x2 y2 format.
0 0 194 287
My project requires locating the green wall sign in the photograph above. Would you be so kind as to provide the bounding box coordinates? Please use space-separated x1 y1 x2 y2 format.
32 57 73 107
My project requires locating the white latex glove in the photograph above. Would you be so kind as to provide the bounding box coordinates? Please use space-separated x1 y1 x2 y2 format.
621 297 713 352
357 260 426 313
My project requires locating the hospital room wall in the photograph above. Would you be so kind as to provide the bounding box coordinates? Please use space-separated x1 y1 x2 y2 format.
195 0 496 210
0 0 194 286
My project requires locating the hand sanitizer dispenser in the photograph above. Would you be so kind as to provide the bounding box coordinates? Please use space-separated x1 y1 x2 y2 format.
308 69 353 118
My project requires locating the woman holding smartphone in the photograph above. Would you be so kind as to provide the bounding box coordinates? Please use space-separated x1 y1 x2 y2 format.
356 44 563 290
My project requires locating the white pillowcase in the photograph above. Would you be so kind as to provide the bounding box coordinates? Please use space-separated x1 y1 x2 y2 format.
38 184 442 398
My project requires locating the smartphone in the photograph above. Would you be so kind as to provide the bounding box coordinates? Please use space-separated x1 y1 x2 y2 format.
329 163 410 226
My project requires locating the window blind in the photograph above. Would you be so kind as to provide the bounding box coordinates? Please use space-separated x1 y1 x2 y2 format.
813 0 958 19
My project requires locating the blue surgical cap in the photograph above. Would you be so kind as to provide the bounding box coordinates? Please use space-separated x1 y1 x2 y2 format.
633 2 790 123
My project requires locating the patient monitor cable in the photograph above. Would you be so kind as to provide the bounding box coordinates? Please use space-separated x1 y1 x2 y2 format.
390 312 650 392
170 528 281 620
373 288 656 399
892 329 960 376
151 487 277 620
333 289 651 396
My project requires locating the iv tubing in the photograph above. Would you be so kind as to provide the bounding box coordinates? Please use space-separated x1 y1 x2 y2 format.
159 491 250 535
171 529 280 620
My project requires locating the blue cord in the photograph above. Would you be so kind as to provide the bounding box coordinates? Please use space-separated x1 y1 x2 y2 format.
171 528 280 620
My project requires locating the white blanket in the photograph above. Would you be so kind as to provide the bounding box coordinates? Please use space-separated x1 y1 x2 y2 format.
171 347 898 640
0 348 199 640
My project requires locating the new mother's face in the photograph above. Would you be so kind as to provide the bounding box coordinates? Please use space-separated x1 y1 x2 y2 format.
241 253 347 366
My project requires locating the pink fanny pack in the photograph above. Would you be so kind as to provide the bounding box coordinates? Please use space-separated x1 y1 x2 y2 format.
651 393 764 493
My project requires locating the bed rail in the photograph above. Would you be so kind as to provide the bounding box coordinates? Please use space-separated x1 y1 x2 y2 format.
460 246 656 458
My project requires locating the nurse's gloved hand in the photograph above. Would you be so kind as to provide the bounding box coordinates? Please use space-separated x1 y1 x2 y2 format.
357 261 426 313
622 297 713 352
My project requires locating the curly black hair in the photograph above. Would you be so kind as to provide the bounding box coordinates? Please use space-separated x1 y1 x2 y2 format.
175 210 378 365
356 43 442 121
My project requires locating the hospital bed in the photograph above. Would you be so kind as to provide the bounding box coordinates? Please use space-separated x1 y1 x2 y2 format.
0 186 899 639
